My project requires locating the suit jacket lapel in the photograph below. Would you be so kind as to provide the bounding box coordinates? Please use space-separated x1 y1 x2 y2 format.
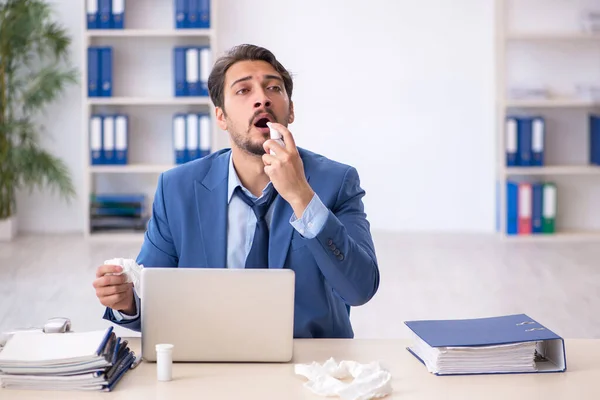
269 149 311 269
194 151 230 268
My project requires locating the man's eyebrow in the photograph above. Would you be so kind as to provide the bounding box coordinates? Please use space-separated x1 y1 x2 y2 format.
230 74 283 88
230 76 252 88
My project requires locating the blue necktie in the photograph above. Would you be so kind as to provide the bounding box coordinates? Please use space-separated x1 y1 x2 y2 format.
234 186 278 269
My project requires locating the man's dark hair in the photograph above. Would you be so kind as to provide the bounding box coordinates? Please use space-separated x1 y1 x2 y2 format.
208 44 293 111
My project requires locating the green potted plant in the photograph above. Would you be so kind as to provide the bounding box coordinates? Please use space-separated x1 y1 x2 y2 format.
0 0 78 241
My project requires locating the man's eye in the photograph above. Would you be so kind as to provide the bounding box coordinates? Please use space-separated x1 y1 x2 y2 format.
236 88 249 95
268 86 282 92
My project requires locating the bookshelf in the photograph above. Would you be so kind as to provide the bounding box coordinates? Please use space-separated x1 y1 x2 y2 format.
82 1 220 240
496 0 600 242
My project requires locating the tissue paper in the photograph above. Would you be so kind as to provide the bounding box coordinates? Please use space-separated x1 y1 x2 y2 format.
295 357 393 400
104 258 143 298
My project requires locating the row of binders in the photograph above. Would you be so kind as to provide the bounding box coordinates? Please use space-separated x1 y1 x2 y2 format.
506 181 556 235
174 47 211 97
505 116 544 167
175 0 211 29
86 0 124 29
88 47 113 97
174 113 212 164
86 0 211 30
90 193 149 232
0 327 135 391
506 114 600 167
90 114 128 165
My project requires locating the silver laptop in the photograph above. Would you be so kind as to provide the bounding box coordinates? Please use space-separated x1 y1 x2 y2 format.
140 268 295 363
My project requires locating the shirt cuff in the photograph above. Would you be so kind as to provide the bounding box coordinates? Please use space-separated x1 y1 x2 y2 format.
112 292 140 321
289 193 328 239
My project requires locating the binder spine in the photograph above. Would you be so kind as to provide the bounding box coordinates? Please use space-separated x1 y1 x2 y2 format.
90 115 103 165
591 115 600 165
115 115 128 165
505 117 518 167
199 114 211 157
103 115 116 164
174 47 187 97
112 0 125 29
173 114 186 164
186 113 199 162
531 183 544 234
531 117 544 166
517 118 532 166
188 0 199 28
174 0 188 29
506 181 518 235
198 0 210 28
99 47 113 97
518 183 532 234
87 0 99 29
99 0 112 29
186 47 200 96
87 47 100 97
199 46 211 96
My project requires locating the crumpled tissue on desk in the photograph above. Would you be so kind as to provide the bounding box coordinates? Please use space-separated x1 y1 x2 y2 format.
294 357 393 400
104 258 144 298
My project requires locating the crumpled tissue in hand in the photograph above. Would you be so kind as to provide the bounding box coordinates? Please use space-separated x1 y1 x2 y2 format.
294 357 393 400
104 258 144 298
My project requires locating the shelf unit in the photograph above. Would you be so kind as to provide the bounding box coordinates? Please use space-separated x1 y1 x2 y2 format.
495 0 600 242
82 1 219 240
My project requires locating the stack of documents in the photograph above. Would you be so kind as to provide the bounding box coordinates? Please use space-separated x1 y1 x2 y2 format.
404 314 567 376
0 327 136 391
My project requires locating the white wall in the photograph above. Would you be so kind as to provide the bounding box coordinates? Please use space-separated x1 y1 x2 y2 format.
16 0 497 234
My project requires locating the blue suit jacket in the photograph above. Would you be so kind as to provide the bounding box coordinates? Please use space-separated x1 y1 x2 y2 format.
103 147 380 338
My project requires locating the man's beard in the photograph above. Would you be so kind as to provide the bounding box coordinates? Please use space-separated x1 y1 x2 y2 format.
228 109 286 157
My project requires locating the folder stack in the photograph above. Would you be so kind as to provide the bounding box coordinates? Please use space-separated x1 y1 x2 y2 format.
0 327 135 391
404 314 567 376
175 0 211 29
590 114 600 165
173 46 211 97
90 114 129 165
173 113 212 164
505 116 545 167
87 0 125 29
506 180 556 235
90 193 149 232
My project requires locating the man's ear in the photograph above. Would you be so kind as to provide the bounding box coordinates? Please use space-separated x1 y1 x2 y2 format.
288 101 295 124
215 106 227 130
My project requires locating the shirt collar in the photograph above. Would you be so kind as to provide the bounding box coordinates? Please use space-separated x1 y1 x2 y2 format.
227 151 273 204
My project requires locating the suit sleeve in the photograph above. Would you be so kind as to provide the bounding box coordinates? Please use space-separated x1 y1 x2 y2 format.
103 173 178 332
305 166 380 306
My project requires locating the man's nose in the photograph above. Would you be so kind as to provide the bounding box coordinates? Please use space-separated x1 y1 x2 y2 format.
253 91 272 109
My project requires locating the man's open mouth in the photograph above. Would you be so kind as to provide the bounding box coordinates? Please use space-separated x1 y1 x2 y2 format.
254 118 270 128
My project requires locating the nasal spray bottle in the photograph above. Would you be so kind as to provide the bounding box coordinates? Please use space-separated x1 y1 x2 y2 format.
267 122 285 155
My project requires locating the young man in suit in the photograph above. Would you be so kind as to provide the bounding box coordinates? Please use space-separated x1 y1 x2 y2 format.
93 44 380 338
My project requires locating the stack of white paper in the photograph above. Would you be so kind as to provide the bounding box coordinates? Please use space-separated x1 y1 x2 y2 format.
0 327 135 391
410 334 538 375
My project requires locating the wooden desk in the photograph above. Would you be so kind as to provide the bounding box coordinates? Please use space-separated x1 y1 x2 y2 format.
3 339 600 399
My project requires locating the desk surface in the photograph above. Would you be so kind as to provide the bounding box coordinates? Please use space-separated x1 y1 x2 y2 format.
3 338 600 399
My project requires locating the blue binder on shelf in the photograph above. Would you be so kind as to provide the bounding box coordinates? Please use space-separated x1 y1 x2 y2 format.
198 0 210 28
173 114 187 164
90 115 103 165
112 0 125 29
531 182 544 234
99 0 112 29
102 115 115 164
99 47 113 97
174 47 187 96
404 314 566 376
199 46 211 96
531 117 545 166
198 113 211 157
591 115 600 165
186 113 199 162
174 0 188 29
505 116 518 167
188 0 199 28
186 47 200 96
506 181 518 235
87 47 100 97
115 114 128 165
87 0 99 29
517 117 533 166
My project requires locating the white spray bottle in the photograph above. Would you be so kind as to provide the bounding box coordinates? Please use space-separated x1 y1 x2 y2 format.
267 122 285 155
